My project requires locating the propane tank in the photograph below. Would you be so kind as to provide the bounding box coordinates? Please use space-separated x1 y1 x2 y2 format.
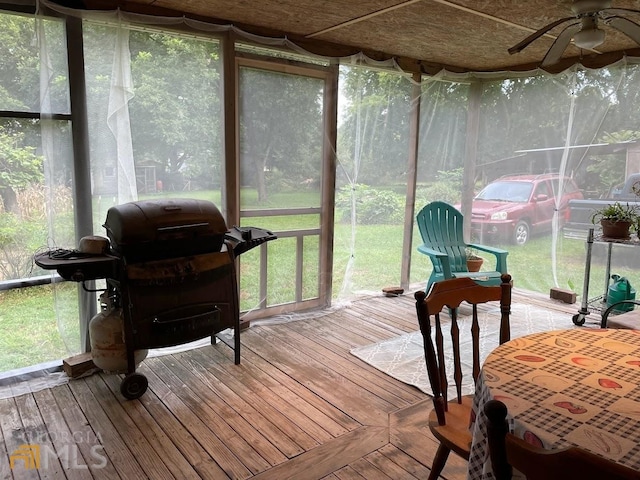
89 292 148 373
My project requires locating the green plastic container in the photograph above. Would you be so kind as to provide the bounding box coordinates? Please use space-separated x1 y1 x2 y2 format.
607 274 636 313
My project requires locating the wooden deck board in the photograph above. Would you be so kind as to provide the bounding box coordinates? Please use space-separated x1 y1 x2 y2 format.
184 346 320 453
133 367 236 479
0 289 577 479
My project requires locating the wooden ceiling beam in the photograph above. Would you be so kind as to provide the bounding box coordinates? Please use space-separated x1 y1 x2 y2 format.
306 0 423 38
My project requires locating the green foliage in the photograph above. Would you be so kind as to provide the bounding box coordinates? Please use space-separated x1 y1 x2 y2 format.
0 130 43 190
239 67 324 202
336 184 404 224
0 283 78 372
586 130 640 194
0 211 47 279
590 201 639 224
338 66 413 186
415 168 463 206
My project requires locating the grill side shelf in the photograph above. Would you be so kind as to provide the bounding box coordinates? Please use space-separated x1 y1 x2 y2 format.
33 252 119 281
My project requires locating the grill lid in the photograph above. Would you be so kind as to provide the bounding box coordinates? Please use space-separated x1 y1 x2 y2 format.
103 198 228 260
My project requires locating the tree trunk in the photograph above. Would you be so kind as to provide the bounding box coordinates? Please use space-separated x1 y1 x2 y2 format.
256 144 272 203
0 188 19 214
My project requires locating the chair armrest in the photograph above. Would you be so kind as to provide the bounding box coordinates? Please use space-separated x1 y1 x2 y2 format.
469 243 509 273
417 244 453 278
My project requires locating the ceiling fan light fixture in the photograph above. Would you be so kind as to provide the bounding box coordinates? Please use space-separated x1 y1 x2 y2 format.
573 27 605 48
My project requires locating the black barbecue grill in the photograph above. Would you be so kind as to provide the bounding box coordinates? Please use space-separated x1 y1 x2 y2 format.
35 198 276 399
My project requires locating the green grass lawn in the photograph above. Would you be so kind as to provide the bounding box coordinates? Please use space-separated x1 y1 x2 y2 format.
3 189 639 373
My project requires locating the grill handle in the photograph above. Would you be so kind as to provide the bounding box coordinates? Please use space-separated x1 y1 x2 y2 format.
156 222 209 233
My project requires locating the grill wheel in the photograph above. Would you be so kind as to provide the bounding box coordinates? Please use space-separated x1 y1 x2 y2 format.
120 372 149 399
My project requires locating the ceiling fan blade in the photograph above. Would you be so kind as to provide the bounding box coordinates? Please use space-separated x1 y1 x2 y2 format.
541 23 582 67
508 16 576 55
606 16 640 45
601 8 640 16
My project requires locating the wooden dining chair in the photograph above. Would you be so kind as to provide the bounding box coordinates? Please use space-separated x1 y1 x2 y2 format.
484 399 640 480
414 273 512 480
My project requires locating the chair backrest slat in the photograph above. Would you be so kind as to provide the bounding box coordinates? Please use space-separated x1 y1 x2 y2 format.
416 201 468 271
434 313 448 405
471 304 481 383
450 307 463 401
416 274 512 424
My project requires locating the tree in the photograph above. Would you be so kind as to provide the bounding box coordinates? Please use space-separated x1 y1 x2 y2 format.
82 25 223 195
128 32 223 191
0 129 43 213
239 67 324 202
339 67 413 186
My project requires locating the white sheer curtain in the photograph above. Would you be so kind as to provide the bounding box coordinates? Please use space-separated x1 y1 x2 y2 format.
17 0 640 384
107 22 137 204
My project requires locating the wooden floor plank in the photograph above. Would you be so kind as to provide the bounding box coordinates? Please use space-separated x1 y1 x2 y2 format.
145 357 265 477
267 325 416 409
139 366 239 479
250 426 388 480
67 378 151 479
164 351 296 464
25 389 94 480
185 345 320 453
0 396 39 480
290 319 426 405
99 373 202 480
82 374 176 479
376 444 431 479
218 343 355 440
332 465 369 480
251 325 395 426
346 457 394 480
363 450 419 480
48 384 121 479
132 375 231 479
0 399 12 480
0 290 575 480
14 393 66 478
238 331 361 434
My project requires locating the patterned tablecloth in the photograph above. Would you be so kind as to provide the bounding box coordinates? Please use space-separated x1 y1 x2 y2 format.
467 328 640 480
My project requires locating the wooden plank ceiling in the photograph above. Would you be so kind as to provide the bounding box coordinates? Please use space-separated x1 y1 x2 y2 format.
82 0 640 74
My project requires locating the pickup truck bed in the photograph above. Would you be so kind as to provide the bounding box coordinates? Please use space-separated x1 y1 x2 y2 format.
564 173 640 240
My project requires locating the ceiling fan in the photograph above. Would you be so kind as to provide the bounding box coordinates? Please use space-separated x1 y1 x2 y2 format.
508 0 640 67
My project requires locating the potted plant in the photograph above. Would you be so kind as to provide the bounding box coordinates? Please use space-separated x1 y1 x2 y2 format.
591 202 639 239
466 248 484 272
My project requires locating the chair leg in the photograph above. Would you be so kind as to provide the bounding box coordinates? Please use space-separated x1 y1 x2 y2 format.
428 443 451 480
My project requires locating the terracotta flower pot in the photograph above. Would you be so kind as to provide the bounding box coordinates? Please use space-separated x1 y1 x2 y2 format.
600 219 632 239
467 258 483 272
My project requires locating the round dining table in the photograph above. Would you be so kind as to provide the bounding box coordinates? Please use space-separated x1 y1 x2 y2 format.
467 328 640 480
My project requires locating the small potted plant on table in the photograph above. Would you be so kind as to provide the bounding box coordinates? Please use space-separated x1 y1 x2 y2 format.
591 202 639 239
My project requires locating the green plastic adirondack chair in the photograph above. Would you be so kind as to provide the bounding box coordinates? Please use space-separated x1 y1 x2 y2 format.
416 201 509 292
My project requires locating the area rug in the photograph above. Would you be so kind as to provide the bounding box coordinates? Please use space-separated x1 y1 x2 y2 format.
350 303 580 396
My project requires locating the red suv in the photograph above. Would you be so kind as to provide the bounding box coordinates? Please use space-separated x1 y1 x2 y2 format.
468 174 583 246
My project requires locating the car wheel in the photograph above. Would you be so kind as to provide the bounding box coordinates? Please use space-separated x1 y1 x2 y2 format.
513 221 530 246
